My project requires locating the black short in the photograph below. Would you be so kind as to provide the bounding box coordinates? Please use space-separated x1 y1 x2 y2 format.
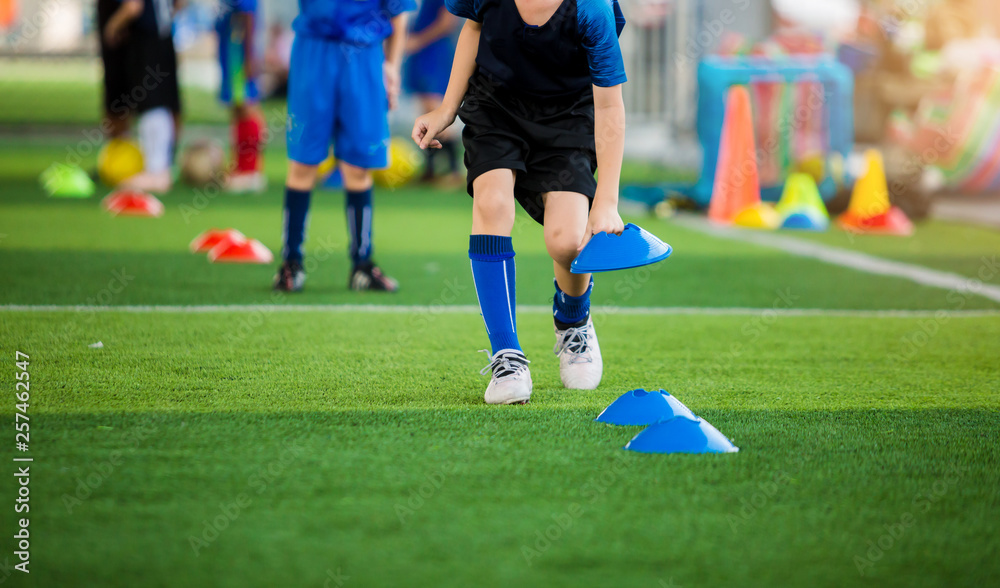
458 70 597 225
98 0 181 119
98 0 130 116
124 31 181 115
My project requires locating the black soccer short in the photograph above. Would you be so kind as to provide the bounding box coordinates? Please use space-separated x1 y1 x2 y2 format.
458 70 597 225
97 0 181 119
97 0 130 116
124 31 181 115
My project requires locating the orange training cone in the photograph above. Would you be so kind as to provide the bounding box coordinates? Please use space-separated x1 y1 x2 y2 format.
101 190 164 217
837 150 913 235
207 236 273 264
189 228 247 253
709 85 762 224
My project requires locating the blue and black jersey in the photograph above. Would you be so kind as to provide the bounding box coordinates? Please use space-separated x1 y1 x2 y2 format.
446 0 626 97
293 0 417 44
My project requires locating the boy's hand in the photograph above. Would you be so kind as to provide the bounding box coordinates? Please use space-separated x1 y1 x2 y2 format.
411 107 455 150
579 201 624 251
384 62 402 111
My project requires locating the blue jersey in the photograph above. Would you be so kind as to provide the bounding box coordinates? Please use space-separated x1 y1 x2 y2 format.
446 0 626 96
412 0 447 31
294 0 417 44
217 0 257 18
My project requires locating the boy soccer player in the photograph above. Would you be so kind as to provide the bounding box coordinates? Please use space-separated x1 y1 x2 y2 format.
412 0 628 404
273 0 415 292
216 0 265 193
404 0 460 185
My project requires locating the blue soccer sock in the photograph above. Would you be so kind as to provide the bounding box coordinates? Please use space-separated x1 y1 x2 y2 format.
553 278 593 328
346 188 373 265
470 235 520 354
281 187 311 263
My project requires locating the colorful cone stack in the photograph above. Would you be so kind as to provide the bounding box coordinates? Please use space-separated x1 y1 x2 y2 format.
837 150 913 235
708 85 778 229
101 190 164 217
777 173 830 230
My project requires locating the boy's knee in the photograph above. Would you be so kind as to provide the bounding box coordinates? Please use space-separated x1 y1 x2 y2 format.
545 225 583 265
286 161 317 190
339 163 372 191
471 170 516 233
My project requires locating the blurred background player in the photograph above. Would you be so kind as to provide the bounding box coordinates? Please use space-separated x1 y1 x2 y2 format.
102 0 182 193
404 0 460 187
216 0 265 193
273 0 415 293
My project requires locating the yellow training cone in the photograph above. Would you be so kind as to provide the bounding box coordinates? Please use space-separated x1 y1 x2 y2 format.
734 202 781 229
837 149 914 235
845 149 890 219
776 173 829 219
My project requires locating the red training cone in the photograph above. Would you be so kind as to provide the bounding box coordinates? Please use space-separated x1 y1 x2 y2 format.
207 237 273 264
189 228 247 253
101 190 164 217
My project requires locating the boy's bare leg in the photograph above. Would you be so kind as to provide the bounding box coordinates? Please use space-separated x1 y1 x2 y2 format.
468 168 531 404
543 191 591 296
543 190 602 389
471 169 516 236
286 160 318 191
338 161 374 192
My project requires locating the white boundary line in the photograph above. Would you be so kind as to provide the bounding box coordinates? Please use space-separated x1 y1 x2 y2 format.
0 304 997 318
673 215 1000 304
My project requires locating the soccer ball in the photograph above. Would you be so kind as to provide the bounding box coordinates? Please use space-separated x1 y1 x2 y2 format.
372 137 421 189
179 139 226 188
97 138 144 187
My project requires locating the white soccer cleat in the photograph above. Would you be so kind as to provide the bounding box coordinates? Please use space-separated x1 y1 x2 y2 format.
480 349 532 405
554 317 603 390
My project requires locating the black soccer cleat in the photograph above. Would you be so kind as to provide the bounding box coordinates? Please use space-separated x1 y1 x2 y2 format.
349 261 398 292
273 260 305 292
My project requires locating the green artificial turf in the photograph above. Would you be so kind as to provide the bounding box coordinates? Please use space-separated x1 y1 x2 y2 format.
0 312 998 587
0 139 999 587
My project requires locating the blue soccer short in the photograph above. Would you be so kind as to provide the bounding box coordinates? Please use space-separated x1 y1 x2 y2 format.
286 36 389 169
403 38 453 97
217 14 260 105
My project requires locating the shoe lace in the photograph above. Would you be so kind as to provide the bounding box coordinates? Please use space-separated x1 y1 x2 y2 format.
554 324 591 363
479 350 530 380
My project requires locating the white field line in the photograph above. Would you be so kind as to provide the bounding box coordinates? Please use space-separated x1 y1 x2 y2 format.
0 304 997 318
673 215 1000 304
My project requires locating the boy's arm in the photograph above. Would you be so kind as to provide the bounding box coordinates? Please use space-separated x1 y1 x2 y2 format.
412 19 481 149
582 83 626 248
104 0 143 47
406 7 459 54
384 14 409 110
